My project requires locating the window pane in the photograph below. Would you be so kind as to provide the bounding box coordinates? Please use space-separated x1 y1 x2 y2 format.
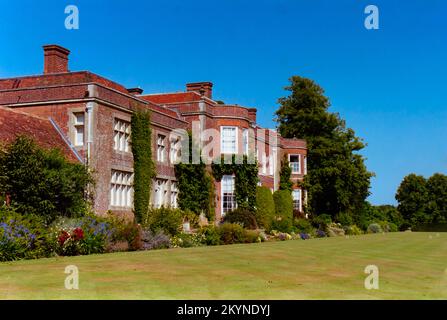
75 126 84 146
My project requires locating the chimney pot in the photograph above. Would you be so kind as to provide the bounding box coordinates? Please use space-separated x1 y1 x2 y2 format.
43 44 70 74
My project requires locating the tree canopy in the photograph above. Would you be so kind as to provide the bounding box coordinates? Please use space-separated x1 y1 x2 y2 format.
275 76 374 219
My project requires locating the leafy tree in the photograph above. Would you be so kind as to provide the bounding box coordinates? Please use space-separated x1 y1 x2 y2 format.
426 173 447 224
275 76 374 219
0 136 92 224
255 186 275 229
355 202 404 230
131 109 155 224
395 174 430 227
175 132 214 220
279 156 293 192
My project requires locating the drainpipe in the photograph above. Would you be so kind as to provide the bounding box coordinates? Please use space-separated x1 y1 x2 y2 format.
86 101 95 166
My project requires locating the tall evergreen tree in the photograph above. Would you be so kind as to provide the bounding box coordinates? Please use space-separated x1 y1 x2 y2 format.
275 76 374 218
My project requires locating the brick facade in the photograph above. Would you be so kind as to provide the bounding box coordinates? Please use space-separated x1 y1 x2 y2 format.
0 44 307 221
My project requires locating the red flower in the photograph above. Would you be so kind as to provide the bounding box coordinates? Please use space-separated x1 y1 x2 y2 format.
58 230 70 246
72 228 84 241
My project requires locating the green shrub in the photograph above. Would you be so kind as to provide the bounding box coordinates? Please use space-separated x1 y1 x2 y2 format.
146 207 183 236
344 225 363 235
271 216 294 233
312 214 332 231
199 225 221 246
293 218 314 234
244 229 261 243
218 223 246 245
378 221 398 233
273 190 293 230
367 223 383 234
335 212 353 226
255 186 275 229
223 208 258 229
0 136 92 225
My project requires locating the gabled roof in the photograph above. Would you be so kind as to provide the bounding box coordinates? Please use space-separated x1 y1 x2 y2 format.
0 107 80 162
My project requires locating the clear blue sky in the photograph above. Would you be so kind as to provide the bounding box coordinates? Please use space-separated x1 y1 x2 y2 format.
0 0 446 205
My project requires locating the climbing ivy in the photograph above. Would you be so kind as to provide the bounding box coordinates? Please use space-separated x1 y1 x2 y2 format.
131 109 155 224
212 154 258 211
174 132 215 221
279 156 293 192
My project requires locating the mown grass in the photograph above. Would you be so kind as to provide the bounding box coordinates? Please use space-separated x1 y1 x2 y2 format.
0 232 446 299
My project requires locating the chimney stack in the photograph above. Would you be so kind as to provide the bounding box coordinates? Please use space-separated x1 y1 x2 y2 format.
186 82 213 99
43 45 70 74
248 108 257 123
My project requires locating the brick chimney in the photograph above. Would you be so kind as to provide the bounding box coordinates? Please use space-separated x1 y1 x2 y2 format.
248 108 257 123
43 45 70 74
186 82 213 99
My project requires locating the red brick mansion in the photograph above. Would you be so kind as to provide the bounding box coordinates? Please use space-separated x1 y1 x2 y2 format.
0 45 307 221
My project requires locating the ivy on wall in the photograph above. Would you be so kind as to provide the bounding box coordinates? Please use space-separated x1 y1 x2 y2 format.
131 109 155 224
279 156 293 192
174 132 215 220
212 154 259 211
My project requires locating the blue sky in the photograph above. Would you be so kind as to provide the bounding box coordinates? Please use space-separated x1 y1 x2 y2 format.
0 0 446 205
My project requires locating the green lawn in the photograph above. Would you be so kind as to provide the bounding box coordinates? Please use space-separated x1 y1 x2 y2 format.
0 232 446 299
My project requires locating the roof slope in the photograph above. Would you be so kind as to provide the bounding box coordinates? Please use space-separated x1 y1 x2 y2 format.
0 107 80 162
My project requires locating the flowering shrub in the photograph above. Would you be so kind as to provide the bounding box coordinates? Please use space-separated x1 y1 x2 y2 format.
171 232 204 248
276 232 292 241
141 229 171 250
51 216 113 256
315 230 326 238
299 233 310 240
0 208 48 261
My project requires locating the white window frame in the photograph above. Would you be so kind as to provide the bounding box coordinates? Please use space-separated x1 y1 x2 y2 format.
157 134 166 162
269 154 274 175
242 129 249 155
221 175 236 216
261 152 267 175
73 112 85 147
304 156 307 175
110 170 134 208
154 179 168 208
292 189 302 212
289 154 301 174
113 118 131 153
220 126 238 155
170 137 180 164
170 182 178 208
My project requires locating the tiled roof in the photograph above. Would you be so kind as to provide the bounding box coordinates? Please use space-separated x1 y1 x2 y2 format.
141 92 202 104
0 107 80 162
